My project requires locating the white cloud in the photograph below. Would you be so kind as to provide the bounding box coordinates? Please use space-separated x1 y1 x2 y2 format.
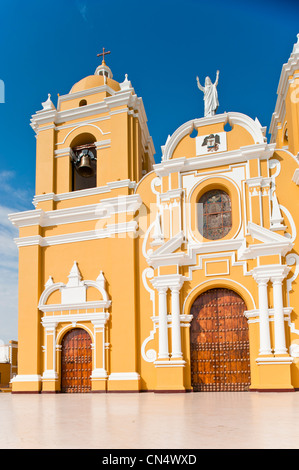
76 1 88 22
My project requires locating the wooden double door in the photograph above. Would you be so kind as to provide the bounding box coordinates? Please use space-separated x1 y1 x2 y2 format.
61 328 92 393
190 288 251 392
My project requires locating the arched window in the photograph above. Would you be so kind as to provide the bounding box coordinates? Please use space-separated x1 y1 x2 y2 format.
198 189 232 240
79 99 87 107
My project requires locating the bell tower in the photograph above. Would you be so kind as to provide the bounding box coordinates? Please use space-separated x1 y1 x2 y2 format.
31 51 155 210
10 52 155 393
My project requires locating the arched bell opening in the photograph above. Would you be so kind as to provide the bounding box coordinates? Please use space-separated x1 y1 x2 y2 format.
70 132 97 191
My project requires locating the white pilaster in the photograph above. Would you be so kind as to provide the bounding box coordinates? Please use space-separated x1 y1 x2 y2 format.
157 287 169 359
256 277 272 355
170 287 183 358
272 276 288 355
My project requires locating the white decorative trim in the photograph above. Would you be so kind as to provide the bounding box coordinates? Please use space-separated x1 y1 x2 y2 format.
187 172 243 244
31 86 155 164
244 307 292 323
154 360 186 368
205 259 230 277
151 274 186 291
13 221 139 247
56 123 110 146
182 277 257 314
155 143 275 177
256 357 293 365
30 180 137 209
238 221 293 259
108 372 140 381
41 312 110 331
91 368 108 379
141 323 158 363
40 301 111 313
161 112 266 162
11 374 41 383
41 370 58 380
39 263 111 314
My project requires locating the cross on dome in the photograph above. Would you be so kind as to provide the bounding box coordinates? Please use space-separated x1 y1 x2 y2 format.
97 47 111 65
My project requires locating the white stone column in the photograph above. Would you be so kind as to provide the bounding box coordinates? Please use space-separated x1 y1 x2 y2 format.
157 287 169 359
272 276 288 355
256 277 272 355
170 286 183 358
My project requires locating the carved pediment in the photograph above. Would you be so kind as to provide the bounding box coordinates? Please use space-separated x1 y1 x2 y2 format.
238 222 293 259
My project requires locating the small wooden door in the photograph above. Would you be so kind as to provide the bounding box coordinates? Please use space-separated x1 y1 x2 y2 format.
190 288 250 392
61 328 92 393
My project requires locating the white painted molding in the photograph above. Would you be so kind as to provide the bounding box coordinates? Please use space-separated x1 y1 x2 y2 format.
256 356 293 365
182 277 257 314
31 179 137 208
151 274 186 291
39 263 111 315
161 112 267 162
31 84 155 163
11 374 41 383
238 221 293 259
244 307 292 323
293 168 299 185
154 360 186 368
108 372 140 381
41 370 58 380
56 123 110 146
10 194 141 246
40 301 111 313
91 368 108 379
154 143 275 177
41 311 110 325
13 222 139 248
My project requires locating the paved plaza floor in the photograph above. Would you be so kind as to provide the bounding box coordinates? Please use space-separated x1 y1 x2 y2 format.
0 391 298 449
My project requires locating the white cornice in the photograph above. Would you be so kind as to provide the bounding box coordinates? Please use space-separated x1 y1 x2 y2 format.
41 311 110 325
58 84 117 105
9 193 142 228
31 179 137 207
251 264 291 281
31 87 155 161
248 221 291 244
13 221 139 247
238 223 294 260
154 143 275 177
150 274 186 290
40 300 111 313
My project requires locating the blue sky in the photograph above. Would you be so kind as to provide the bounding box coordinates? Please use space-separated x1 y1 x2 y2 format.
0 0 298 342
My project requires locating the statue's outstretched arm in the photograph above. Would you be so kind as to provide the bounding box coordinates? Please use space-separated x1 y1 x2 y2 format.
214 70 219 86
196 76 205 92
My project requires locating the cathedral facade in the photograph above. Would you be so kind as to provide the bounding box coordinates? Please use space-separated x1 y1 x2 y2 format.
9 36 299 393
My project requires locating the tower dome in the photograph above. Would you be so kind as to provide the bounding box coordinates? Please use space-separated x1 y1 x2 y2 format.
69 48 120 93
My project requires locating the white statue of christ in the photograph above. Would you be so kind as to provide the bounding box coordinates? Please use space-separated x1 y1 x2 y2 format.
196 70 219 117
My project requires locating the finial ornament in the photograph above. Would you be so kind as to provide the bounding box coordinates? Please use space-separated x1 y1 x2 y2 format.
41 93 55 111
196 70 219 117
97 47 111 65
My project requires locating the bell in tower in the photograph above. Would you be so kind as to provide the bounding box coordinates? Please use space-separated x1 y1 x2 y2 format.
72 144 97 190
